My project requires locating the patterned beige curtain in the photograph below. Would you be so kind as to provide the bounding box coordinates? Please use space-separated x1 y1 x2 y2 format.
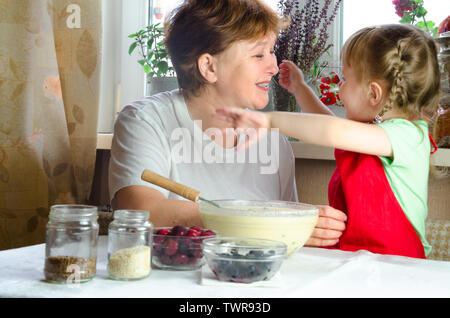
0 0 102 250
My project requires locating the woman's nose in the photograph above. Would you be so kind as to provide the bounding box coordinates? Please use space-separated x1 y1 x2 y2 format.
268 56 279 76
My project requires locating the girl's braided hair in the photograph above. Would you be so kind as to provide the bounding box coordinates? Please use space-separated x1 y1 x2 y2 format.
342 24 440 120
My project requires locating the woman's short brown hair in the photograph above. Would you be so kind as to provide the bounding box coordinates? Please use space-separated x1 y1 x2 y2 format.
164 0 286 98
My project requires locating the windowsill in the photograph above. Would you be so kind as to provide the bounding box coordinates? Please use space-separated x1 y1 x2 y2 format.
97 133 114 150
96 133 450 167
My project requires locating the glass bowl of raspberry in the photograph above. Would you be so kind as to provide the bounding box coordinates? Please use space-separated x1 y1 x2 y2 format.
202 237 287 284
151 225 217 270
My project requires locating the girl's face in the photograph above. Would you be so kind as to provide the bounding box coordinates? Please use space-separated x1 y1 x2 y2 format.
340 63 380 122
213 32 279 110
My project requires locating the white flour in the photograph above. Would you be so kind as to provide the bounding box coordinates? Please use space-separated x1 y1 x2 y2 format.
108 245 151 279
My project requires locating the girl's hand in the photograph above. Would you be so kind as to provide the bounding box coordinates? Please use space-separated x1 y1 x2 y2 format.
279 60 306 95
213 107 271 150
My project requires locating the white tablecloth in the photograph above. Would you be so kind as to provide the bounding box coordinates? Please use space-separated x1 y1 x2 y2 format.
1 236 449 298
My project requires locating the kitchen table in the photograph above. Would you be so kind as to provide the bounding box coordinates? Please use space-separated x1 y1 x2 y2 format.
1 236 449 298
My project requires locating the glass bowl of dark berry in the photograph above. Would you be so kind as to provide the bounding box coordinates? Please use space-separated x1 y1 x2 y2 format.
151 225 217 270
203 237 287 283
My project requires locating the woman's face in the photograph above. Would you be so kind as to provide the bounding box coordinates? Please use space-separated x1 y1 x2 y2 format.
212 32 279 110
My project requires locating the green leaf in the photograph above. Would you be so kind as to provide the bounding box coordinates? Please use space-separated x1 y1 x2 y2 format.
426 21 436 28
400 15 414 24
157 61 168 75
416 21 425 28
143 64 151 74
128 42 138 55
415 7 427 18
129 23 174 77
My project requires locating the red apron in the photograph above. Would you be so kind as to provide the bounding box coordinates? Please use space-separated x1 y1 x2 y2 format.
328 148 426 259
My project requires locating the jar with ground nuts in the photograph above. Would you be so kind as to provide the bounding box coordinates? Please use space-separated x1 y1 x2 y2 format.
44 205 99 284
107 210 153 280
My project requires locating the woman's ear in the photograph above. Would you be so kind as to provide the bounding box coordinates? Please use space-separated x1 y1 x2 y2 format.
368 81 384 108
197 53 218 83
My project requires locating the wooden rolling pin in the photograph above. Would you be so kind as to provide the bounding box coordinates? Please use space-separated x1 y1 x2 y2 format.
141 169 220 207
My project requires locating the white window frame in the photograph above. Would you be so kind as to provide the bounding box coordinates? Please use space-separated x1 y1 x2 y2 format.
98 0 149 133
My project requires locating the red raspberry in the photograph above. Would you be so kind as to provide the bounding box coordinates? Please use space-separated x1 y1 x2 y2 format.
186 229 200 237
172 253 188 265
189 226 202 232
164 238 178 256
152 244 163 256
170 225 188 236
153 235 167 244
200 230 216 237
177 237 191 255
156 228 170 235
192 248 203 259
159 254 172 265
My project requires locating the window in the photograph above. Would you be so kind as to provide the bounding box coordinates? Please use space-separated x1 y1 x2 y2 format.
99 0 449 133
149 0 279 24
343 0 449 42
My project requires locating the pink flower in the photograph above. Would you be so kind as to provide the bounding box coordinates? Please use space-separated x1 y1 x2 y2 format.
392 0 417 18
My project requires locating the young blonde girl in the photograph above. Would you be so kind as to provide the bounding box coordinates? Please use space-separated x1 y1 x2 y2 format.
215 24 440 258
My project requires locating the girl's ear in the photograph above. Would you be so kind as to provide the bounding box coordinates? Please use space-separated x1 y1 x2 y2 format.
368 81 384 108
197 53 218 83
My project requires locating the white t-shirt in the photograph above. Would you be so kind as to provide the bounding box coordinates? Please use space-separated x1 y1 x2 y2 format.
109 90 298 203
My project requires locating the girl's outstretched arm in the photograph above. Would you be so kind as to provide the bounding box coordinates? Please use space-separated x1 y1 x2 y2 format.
279 60 334 116
270 111 392 157
215 108 393 157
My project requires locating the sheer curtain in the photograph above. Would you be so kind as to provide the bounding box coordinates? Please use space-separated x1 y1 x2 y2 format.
0 0 102 250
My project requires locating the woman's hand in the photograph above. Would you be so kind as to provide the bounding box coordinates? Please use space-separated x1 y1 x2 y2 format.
278 60 306 95
213 107 271 149
305 205 347 247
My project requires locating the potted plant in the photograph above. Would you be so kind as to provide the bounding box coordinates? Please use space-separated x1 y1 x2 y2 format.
128 23 178 95
393 0 438 37
271 0 342 112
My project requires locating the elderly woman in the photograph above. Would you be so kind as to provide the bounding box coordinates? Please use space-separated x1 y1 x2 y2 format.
109 0 346 247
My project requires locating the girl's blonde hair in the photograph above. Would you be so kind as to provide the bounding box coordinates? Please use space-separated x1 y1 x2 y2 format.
341 24 440 119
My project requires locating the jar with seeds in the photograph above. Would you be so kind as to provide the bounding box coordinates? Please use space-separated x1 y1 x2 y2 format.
107 210 153 280
44 205 99 284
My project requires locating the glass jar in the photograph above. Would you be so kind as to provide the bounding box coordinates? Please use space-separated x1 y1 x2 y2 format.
44 205 99 284
107 210 153 280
